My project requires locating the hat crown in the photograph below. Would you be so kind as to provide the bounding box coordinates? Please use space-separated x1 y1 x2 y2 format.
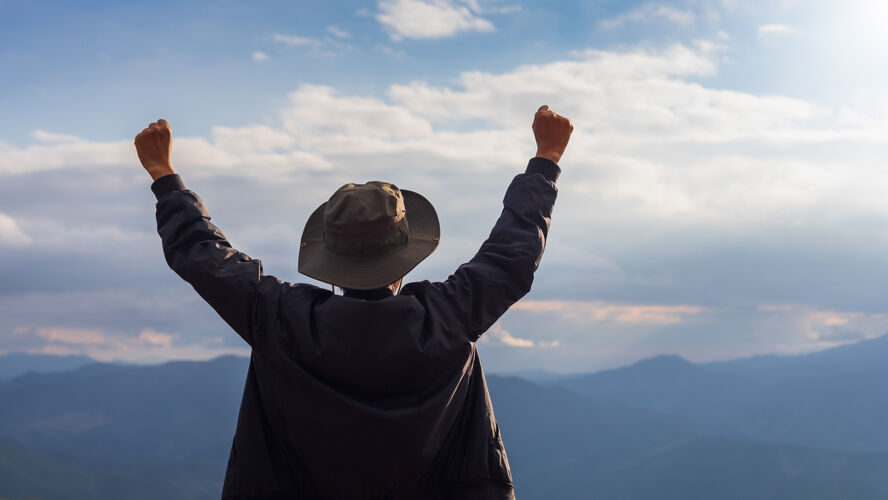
325 182 405 231
298 181 440 290
323 182 408 258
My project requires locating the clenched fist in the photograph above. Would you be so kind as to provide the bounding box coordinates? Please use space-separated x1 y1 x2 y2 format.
135 119 176 181
532 105 573 164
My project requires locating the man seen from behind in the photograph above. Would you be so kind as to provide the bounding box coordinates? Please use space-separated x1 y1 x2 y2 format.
134 105 573 499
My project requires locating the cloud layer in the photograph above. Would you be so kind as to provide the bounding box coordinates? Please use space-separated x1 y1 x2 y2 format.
3 39 888 371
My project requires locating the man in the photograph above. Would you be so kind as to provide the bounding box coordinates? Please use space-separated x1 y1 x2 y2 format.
135 105 572 500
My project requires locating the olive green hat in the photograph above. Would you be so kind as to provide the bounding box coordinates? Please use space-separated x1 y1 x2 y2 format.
298 181 440 290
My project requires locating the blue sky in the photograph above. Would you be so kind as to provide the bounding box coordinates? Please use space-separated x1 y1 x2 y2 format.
2 0 888 372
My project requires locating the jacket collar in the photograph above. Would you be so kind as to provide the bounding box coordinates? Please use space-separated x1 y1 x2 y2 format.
342 287 394 301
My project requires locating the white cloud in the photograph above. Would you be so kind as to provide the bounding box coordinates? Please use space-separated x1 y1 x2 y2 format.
35 327 106 345
327 25 350 38
0 289 212 339
13 325 248 363
513 301 707 325
599 3 696 30
376 0 495 41
0 213 31 247
0 138 133 176
375 44 408 59
3 42 886 217
10 218 152 253
4 41 887 219
277 84 435 150
383 42 849 163
487 5 521 14
137 328 175 347
385 42 726 131
252 51 269 62
0 125 330 180
755 304 888 353
271 34 323 47
211 124 295 153
270 33 351 57
481 322 559 348
758 24 794 36
31 130 83 143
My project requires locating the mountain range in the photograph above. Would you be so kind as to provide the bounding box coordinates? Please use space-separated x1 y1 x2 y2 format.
1 335 887 499
0 353 95 382
557 334 888 452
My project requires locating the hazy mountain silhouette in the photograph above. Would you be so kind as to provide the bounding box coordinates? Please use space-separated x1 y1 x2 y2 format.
1 336 888 499
489 368 566 383
0 353 96 382
0 356 247 461
558 354 741 420
555 333 888 453
706 333 888 381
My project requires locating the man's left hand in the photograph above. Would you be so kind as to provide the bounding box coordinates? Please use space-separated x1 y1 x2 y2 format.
135 119 176 181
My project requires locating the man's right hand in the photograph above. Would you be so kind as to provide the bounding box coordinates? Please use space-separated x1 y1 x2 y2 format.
532 105 573 164
135 119 176 181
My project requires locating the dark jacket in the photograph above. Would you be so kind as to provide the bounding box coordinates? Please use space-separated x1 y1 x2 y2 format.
152 158 560 500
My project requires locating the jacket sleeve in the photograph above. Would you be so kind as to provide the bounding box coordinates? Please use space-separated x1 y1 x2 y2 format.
152 174 281 348
412 157 560 341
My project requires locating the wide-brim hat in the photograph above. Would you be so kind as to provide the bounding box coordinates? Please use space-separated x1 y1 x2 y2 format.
298 182 440 290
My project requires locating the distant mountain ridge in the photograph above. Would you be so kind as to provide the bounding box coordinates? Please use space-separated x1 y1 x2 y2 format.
1 335 887 499
705 332 888 380
555 333 888 453
0 352 97 382
0 356 248 462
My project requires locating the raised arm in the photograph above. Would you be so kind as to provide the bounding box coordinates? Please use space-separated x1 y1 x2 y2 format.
135 120 281 348
408 106 573 341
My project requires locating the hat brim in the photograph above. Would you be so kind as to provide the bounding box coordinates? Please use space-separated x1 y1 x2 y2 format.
298 190 440 290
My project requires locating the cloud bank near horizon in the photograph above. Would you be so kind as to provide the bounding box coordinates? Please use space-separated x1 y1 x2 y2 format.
3 4 888 371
